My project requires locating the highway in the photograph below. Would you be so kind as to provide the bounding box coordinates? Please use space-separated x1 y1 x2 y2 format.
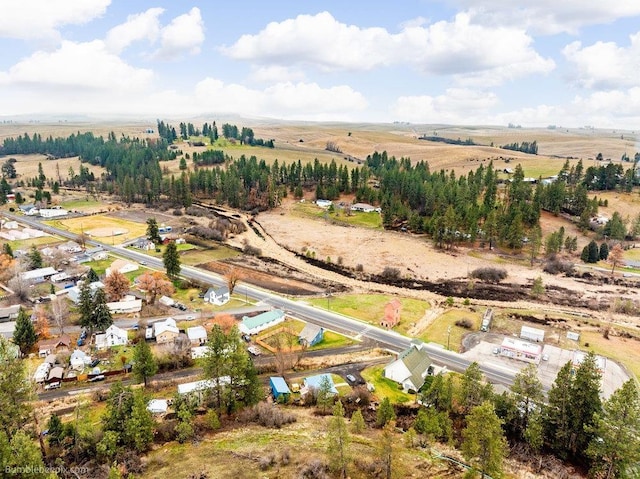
4 212 521 389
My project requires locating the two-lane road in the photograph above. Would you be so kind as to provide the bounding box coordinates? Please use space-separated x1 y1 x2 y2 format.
5 212 522 389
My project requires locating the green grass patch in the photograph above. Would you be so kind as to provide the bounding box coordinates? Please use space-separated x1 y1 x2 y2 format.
60 199 102 210
178 246 241 265
7 235 62 251
308 330 355 351
307 294 429 334
292 201 383 229
361 365 414 404
83 257 113 276
624 248 640 261
417 309 480 352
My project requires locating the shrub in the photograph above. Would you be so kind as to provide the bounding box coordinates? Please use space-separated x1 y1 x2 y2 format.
455 319 473 329
298 459 329 479
381 266 401 279
470 267 507 283
172 208 183 216
243 243 262 256
355 264 364 272
445 297 454 307
543 259 574 275
239 402 297 428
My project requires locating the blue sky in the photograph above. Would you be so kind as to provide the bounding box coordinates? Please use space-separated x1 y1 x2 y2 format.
2 1 640 128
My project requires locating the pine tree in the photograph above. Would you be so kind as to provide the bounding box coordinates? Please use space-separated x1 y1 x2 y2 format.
350 409 366 434
509 364 544 440
458 362 492 415
599 242 609 260
327 400 350 478
378 420 395 479
316 375 334 414
78 280 94 333
462 401 507 479
132 339 157 387
13 307 37 355
587 380 640 479
0 337 33 435
544 362 573 457
146 217 161 244
27 245 43 269
123 389 155 452
175 402 195 443
91 287 113 333
162 241 181 280
376 397 396 427
47 413 63 446
588 240 600 263
86 268 100 283
568 351 602 458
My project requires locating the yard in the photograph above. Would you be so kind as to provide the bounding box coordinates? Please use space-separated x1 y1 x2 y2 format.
416 309 481 352
292 201 382 229
360 365 414 404
178 245 241 265
45 214 147 240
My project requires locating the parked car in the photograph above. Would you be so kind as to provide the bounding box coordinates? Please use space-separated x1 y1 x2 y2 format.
346 374 356 383
185 315 195 321
247 346 261 356
90 358 100 368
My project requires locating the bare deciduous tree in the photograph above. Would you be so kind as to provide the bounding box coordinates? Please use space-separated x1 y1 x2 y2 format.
225 268 240 295
137 271 174 304
50 296 69 334
104 270 130 301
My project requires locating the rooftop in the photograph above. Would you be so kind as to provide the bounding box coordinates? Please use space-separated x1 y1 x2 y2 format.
241 309 285 330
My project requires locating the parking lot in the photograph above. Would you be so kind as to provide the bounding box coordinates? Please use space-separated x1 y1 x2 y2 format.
462 337 630 399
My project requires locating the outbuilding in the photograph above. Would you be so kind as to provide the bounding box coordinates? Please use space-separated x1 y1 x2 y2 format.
520 326 545 343
269 376 291 402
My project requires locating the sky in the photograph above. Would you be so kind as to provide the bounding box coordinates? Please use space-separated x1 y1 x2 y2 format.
2 1 640 128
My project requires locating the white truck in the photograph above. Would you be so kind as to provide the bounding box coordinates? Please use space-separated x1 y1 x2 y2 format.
480 308 493 332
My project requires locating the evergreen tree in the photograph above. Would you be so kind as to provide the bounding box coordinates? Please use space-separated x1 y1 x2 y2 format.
568 351 602 458
350 409 366 434
599 242 609 260
0 430 49 479
588 240 600 263
376 397 396 427
378 420 395 479
509 364 544 440
78 280 94 333
91 287 113 333
587 380 640 479
123 389 155 452
47 413 63 447
132 339 157 387
458 362 493 415
2 243 13 258
604 211 627 240
462 401 507 479
162 241 181 281
86 268 100 283
420 372 453 413
544 362 573 457
327 400 350 478
27 245 43 269
146 217 161 244
175 402 195 444
13 307 37 355
0 337 33 436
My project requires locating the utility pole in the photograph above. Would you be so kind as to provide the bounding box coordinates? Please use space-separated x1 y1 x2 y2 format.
447 325 452 350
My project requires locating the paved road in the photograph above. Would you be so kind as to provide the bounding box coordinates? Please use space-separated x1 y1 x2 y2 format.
6 212 521 389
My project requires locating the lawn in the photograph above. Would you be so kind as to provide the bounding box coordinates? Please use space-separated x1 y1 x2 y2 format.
292 202 382 229
577 330 640 379
179 246 241 265
307 294 430 334
84 257 113 276
416 309 481 352
308 330 355 351
7 235 61 251
360 365 414 404
60 199 102 211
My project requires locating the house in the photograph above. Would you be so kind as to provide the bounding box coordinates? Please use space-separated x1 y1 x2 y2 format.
58 241 82 253
204 286 230 306
159 295 175 307
135 239 155 251
177 377 230 403
70 349 92 371
239 309 285 335
187 326 208 346
147 399 168 415
315 199 332 208
19 204 36 214
67 281 104 303
2 220 18 229
191 345 208 359
0 305 21 323
269 377 291 402
383 342 433 392
380 299 402 328
47 366 64 382
154 318 179 344
22 227 47 238
498 337 542 364
302 373 338 396
21 266 58 282
43 354 58 365
107 299 142 314
298 323 324 347
106 259 139 276
38 334 72 357
351 202 379 213
520 326 545 342
94 325 128 349
39 208 68 218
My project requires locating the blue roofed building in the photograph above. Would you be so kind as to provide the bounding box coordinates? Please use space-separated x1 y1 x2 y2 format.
239 309 285 335
302 373 338 395
269 376 291 402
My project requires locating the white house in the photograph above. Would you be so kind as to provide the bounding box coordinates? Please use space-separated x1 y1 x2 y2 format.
315 199 332 208
39 208 68 218
154 318 179 344
187 326 208 346
239 310 285 336
383 342 433 392
58 241 82 253
21 267 58 282
70 349 92 371
107 299 142 314
94 325 128 349
106 259 139 276
203 286 230 306
351 202 379 213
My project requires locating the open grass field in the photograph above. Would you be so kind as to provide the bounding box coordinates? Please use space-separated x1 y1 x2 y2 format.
292 201 382 229
179 245 241 265
307 294 430 334
6 235 61 251
45 214 147 239
416 309 482 351
576 330 640 379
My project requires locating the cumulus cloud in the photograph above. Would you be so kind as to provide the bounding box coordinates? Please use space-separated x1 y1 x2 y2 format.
451 0 640 35
153 7 205 60
0 0 110 40
390 88 498 124
250 65 306 83
563 34 640 90
105 7 164 54
0 40 153 91
222 11 553 84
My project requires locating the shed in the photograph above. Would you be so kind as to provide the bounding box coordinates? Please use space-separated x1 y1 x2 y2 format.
298 323 324 347
48 366 64 382
567 331 581 342
187 326 208 345
269 376 291 402
147 399 168 414
520 326 545 342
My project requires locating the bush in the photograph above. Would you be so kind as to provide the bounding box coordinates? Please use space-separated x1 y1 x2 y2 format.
381 266 400 279
455 319 473 329
470 267 507 283
243 243 262 257
355 264 364 272
172 208 183 216
298 459 329 479
543 259 574 275
239 402 297 428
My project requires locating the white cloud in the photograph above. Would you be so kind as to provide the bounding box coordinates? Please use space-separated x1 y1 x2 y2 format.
0 0 110 40
451 1 640 34
0 40 153 91
250 65 306 83
105 7 164 54
391 88 498 123
563 34 640 90
153 7 205 60
222 11 553 84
